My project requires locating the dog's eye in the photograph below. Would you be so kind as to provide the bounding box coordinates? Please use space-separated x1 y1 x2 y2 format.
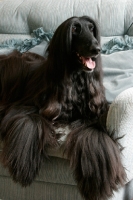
89 25 94 32
72 26 77 33
72 24 81 34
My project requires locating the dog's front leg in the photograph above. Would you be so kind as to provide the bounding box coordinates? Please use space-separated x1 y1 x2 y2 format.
64 121 126 200
0 105 58 186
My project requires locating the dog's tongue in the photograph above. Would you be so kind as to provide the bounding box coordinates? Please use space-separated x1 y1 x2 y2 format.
82 57 96 69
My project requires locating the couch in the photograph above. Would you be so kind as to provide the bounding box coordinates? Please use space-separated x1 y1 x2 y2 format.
0 0 133 199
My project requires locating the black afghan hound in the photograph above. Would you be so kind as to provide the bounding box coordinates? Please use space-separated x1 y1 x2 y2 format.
0 16 126 200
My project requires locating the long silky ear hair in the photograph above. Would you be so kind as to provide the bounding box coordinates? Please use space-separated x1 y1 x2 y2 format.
46 17 82 81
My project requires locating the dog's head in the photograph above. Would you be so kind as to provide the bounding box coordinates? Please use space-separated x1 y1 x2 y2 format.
47 16 101 74
71 16 101 72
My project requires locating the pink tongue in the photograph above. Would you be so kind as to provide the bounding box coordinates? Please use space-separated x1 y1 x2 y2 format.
81 57 95 69
85 58 96 69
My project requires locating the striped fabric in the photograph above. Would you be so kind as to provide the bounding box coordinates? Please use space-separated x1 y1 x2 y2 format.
0 156 83 200
0 0 133 36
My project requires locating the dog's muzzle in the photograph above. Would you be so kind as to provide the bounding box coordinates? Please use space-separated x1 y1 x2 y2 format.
76 45 100 72
76 53 97 71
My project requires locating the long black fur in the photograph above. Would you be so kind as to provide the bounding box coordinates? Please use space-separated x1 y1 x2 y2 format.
0 16 126 199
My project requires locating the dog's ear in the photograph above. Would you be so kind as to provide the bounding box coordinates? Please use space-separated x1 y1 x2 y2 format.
45 17 79 77
81 16 101 44
47 17 76 58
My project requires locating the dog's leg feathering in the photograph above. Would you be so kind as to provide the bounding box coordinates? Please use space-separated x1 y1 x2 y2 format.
0 106 58 186
64 121 126 200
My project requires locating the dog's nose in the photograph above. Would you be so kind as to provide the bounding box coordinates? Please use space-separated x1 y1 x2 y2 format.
90 45 101 55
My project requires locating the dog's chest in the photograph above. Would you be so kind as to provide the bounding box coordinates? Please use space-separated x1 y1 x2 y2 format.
61 74 90 120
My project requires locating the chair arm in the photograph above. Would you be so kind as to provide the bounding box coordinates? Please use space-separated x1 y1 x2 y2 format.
107 87 133 183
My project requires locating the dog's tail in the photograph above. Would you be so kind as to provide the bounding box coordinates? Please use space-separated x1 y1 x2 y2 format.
0 105 58 186
64 120 126 200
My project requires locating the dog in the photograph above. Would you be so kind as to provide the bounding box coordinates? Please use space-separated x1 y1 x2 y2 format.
0 16 126 200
